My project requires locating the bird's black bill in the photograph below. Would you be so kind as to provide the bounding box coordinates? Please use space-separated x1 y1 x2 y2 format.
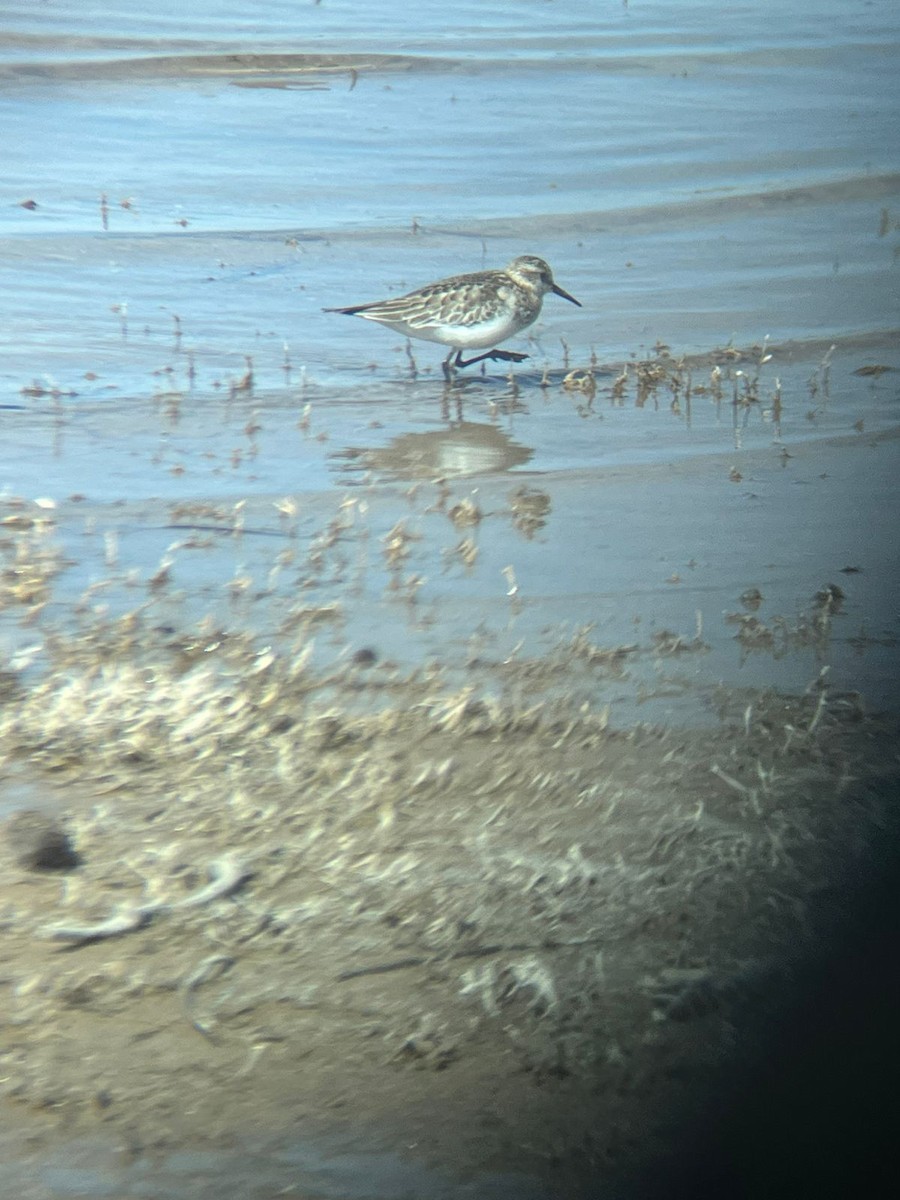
552 282 581 307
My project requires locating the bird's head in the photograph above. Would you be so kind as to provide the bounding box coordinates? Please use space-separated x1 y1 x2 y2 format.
506 256 581 306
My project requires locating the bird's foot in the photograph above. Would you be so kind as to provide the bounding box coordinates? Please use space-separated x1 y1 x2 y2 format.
452 348 530 371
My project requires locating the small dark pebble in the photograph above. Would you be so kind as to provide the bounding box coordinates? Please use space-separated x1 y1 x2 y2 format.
3 810 81 871
351 647 378 667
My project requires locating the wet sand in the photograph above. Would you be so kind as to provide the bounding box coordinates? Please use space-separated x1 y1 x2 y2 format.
2 403 900 1195
1 616 898 1197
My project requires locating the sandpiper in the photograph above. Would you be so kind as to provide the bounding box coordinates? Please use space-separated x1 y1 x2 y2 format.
324 255 581 380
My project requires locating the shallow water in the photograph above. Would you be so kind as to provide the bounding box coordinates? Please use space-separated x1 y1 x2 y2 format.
1 1 900 1195
1 1126 547 1200
2 0 898 399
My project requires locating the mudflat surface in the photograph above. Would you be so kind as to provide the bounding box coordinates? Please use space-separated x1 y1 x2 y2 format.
2 2 900 1196
1 643 898 1197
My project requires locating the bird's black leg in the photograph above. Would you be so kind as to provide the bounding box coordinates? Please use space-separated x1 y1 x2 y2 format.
443 348 530 379
455 348 530 369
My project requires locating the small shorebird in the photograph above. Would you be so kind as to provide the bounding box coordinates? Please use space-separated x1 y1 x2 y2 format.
324 255 581 380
